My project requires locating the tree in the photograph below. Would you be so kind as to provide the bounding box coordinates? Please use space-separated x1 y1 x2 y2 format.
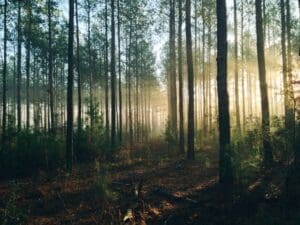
111 0 116 149
186 0 194 160
25 1 33 130
117 0 122 143
76 0 82 133
48 0 55 132
85 0 94 129
255 0 273 166
234 0 241 132
168 0 177 140
17 0 22 131
2 0 8 144
67 0 75 171
284 0 295 151
105 0 110 142
216 0 233 184
178 0 184 153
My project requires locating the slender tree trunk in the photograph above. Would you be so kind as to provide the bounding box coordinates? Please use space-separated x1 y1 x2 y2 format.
234 0 241 132
281 0 295 154
13 47 16 124
17 1 22 131
201 6 207 138
241 1 246 132
169 0 177 140
105 0 110 142
286 0 295 154
76 0 82 133
128 10 133 146
2 0 8 144
67 0 74 171
194 0 198 131
87 1 93 129
117 0 122 143
207 14 212 133
186 0 195 160
134 37 139 142
216 0 233 184
111 0 116 149
178 0 184 153
255 0 273 166
48 0 55 133
280 0 288 126
26 5 32 130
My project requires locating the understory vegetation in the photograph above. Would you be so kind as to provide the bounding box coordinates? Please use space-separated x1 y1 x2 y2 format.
1 0 300 224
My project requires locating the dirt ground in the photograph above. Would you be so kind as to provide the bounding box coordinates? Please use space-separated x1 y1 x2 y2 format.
0 150 299 225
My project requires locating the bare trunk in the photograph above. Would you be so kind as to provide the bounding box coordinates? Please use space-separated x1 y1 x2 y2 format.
255 0 273 166
217 0 233 184
186 0 195 160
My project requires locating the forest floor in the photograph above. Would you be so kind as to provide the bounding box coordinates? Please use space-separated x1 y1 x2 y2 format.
0 143 300 225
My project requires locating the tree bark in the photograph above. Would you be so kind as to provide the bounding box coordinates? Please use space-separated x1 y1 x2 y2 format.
285 0 295 153
105 0 110 142
117 0 122 143
2 0 8 144
111 0 116 149
87 0 94 129
48 0 55 133
234 0 241 132
75 0 82 133
17 0 22 131
178 0 184 153
169 0 177 140
67 0 75 171
216 0 233 184
186 0 195 160
241 1 246 132
255 0 273 166
26 4 32 130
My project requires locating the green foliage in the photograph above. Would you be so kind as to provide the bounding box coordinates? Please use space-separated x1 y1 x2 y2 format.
270 116 293 162
1 182 28 225
91 177 118 203
0 129 65 178
75 103 113 162
231 127 262 184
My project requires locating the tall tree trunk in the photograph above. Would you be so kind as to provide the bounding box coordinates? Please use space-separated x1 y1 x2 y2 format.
76 0 82 133
286 0 295 156
117 0 122 143
48 0 55 133
26 4 32 130
207 14 212 133
67 0 74 171
2 0 8 144
241 1 246 132
17 0 22 131
255 0 273 166
134 35 140 142
216 0 233 184
105 0 110 142
128 12 133 146
13 46 16 124
87 0 93 129
178 0 184 153
201 5 207 139
169 0 177 140
194 0 198 131
111 0 116 149
280 0 288 126
186 0 195 160
234 0 241 132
